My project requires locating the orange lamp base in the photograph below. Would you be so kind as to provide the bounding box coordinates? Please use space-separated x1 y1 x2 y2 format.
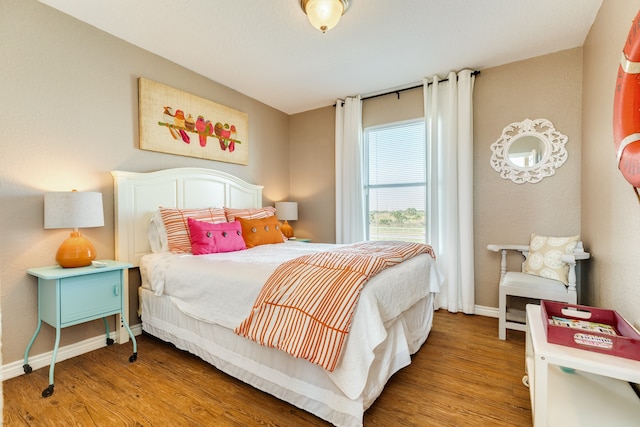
281 220 294 239
56 231 97 268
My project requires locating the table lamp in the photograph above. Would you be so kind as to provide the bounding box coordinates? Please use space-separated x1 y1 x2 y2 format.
275 201 298 239
44 190 105 268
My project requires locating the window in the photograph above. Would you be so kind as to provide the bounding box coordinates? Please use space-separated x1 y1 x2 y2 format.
364 119 426 243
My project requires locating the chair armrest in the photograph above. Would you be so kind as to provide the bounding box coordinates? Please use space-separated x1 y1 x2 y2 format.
487 244 529 253
561 242 591 264
487 244 530 281
561 251 591 264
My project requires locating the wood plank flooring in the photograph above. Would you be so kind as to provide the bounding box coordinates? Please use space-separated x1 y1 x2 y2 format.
3 311 531 426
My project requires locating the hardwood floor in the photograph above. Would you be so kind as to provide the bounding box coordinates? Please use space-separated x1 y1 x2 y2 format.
3 311 531 426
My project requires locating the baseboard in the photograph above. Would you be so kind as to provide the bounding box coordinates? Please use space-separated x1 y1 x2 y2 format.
2 323 143 382
474 305 499 318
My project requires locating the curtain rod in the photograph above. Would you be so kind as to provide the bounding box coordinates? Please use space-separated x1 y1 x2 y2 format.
361 70 481 102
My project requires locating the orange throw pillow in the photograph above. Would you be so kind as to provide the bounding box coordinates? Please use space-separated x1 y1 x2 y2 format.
238 216 285 248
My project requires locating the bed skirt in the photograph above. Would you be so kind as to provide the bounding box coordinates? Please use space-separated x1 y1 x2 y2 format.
140 288 436 427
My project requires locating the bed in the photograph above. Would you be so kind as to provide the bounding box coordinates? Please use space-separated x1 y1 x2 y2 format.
111 167 443 427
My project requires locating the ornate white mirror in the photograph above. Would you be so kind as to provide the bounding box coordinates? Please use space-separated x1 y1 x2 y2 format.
489 118 568 184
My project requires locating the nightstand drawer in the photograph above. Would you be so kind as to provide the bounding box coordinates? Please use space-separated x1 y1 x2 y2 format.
60 270 122 326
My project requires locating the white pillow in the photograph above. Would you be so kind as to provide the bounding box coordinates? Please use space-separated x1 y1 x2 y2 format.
148 210 169 253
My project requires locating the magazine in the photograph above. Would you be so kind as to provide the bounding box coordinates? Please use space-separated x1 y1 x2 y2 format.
550 316 618 336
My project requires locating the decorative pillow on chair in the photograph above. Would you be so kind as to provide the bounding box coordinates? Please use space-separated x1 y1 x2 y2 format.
187 218 246 255
238 216 285 248
523 234 579 285
159 207 227 253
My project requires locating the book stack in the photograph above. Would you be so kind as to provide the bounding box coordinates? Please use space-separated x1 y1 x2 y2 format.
550 316 618 336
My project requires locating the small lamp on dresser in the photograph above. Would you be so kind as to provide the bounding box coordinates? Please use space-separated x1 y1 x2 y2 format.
44 190 105 268
275 201 298 239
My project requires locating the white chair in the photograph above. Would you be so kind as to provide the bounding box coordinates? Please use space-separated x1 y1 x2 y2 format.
487 241 590 340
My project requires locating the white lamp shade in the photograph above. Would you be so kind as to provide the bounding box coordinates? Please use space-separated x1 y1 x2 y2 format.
275 202 298 221
44 191 105 229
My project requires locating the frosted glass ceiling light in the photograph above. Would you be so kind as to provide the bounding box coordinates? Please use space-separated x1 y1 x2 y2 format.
301 0 349 33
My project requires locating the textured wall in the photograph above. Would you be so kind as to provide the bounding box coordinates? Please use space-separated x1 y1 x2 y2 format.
291 50 585 312
474 49 584 309
0 0 290 364
289 106 336 243
581 0 640 326
288 87 425 244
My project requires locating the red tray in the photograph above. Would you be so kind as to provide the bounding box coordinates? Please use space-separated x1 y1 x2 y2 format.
541 300 640 361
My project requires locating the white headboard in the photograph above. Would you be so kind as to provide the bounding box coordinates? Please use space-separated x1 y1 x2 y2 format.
111 168 263 266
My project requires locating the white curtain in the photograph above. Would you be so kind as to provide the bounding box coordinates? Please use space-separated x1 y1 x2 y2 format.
424 70 475 314
335 96 365 244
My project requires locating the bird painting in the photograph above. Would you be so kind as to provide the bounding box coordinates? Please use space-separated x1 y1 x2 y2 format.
215 122 231 150
185 113 195 131
229 125 237 152
157 106 242 153
162 106 178 139
195 115 207 147
205 120 214 144
173 110 190 143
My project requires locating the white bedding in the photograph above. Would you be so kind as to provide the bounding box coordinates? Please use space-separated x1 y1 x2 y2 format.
140 241 443 400
141 288 436 426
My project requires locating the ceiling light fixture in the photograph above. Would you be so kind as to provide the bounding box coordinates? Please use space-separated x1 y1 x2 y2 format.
301 0 350 33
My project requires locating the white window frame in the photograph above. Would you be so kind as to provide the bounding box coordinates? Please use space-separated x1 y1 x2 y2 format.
363 118 426 242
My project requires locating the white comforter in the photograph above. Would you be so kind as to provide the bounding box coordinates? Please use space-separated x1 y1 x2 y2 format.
140 241 443 399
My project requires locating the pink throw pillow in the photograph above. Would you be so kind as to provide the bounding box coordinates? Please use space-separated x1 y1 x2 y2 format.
159 207 227 253
187 218 246 255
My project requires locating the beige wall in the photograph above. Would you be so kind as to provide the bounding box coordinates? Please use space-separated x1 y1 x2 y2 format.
289 106 336 243
292 49 585 310
1 0 290 364
291 11 640 326
582 0 640 325
474 48 584 308
5 0 640 370
286 87 425 244
362 87 424 128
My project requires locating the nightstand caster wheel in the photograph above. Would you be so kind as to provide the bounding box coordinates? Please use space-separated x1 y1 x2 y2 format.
129 352 137 363
23 364 32 374
106 338 114 346
522 375 529 387
42 385 54 398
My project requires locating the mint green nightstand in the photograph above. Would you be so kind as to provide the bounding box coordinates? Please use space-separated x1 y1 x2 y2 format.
24 260 137 397
289 237 311 243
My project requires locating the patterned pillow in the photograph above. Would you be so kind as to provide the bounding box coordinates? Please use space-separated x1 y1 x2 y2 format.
159 207 227 253
523 234 579 285
224 206 276 222
187 218 246 255
237 216 285 248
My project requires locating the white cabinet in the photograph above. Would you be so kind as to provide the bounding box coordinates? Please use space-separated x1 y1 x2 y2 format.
525 304 640 426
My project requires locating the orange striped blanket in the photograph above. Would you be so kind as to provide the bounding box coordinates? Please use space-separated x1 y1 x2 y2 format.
234 241 436 371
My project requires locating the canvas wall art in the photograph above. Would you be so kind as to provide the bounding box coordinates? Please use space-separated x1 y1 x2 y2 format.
139 78 249 165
